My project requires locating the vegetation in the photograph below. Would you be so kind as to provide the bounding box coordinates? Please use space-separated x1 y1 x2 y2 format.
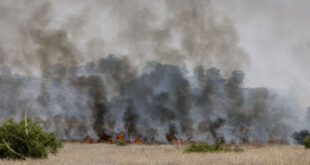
184 142 243 153
293 130 310 145
303 136 310 148
114 139 127 146
0 118 62 159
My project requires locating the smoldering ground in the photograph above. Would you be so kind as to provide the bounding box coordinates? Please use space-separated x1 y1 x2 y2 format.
0 0 307 144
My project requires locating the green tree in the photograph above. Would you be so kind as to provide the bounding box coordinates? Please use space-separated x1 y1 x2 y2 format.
0 118 62 159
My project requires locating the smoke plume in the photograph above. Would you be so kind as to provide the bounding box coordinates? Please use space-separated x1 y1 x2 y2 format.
0 0 307 144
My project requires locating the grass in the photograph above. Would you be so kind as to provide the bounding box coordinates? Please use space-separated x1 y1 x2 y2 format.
114 140 127 146
184 142 243 153
0 143 309 165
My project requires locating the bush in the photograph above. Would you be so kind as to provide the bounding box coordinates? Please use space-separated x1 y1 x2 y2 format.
184 142 243 153
0 118 62 159
303 136 310 148
293 130 310 145
114 139 127 146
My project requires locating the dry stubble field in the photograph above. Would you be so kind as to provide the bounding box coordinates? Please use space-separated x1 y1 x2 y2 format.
0 143 310 165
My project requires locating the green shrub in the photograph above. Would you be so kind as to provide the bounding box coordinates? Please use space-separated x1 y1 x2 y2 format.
303 136 310 148
184 142 243 153
114 139 127 146
0 118 62 159
223 147 244 152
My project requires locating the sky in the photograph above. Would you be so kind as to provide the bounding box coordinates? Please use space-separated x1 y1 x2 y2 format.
214 0 310 89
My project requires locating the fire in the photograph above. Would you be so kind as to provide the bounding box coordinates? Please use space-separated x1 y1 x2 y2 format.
98 132 112 143
166 133 177 144
118 133 125 140
84 136 96 143
192 142 200 145
269 135 275 145
171 136 175 144
84 132 197 145
85 136 90 143
134 137 142 144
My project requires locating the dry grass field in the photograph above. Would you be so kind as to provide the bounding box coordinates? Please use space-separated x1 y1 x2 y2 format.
1 143 310 165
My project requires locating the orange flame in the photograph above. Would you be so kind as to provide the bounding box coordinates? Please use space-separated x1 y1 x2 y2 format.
118 133 125 140
98 133 112 143
171 136 175 144
192 142 200 145
84 136 96 143
85 136 91 143
134 138 142 144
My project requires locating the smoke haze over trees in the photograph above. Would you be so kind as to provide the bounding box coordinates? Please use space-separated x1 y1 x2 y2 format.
0 56 301 144
0 0 309 144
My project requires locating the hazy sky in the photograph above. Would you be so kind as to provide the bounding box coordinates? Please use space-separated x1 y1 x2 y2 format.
214 0 310 89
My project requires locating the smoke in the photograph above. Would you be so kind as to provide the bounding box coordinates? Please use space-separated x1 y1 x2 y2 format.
0 0 248 75
0 56 301 144
0 0 307 144
214 0 310 115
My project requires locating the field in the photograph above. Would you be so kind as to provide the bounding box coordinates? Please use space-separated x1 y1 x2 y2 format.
1 143 310 165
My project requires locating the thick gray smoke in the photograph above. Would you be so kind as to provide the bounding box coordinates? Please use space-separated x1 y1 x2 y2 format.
0 0 306 144
0 0 248 75
0 56 301 144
